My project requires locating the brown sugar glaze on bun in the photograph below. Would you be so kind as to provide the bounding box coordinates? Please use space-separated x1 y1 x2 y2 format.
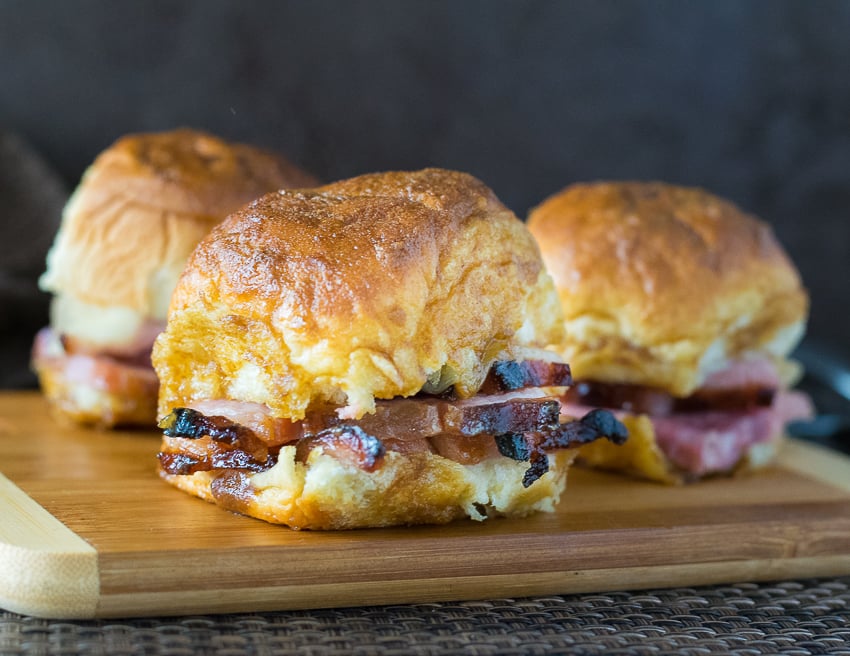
152 168 627 529
33 128 317 428
527 181 813 483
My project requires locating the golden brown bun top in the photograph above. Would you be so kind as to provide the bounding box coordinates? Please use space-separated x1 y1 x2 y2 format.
527 181 808 395
155 168 564 420
40 128 317 321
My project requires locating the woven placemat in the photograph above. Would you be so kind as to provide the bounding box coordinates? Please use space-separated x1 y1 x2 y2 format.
2 578 849 655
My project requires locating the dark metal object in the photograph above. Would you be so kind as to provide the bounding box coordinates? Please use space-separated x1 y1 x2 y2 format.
787 341 850 454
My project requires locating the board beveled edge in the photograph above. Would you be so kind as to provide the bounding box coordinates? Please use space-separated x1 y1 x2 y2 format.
93 555 850 618
0 473 99 619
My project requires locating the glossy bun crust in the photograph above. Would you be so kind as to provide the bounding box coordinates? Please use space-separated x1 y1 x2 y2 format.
40 128 317 320
528 182 808 396
154 168 565 421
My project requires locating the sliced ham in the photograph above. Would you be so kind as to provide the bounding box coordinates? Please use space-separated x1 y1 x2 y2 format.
352 392 561 442
561 357 814 477
32 327 159 398
496 409 629 486
56 319 165 368
563 381 675 416
652 410 775 476
158 382 626 485
158 407 271 460
774 389 816 424
156 358 620 483
188 399 302 447
428 433 500 464
652 391 813 475
159 435 277 475
477 360 572 395
561 389 814 477
675 386 775 413
187 384 561 446
700 357 783 392
562 379 775 416
167 392 561 452
295 426 386 472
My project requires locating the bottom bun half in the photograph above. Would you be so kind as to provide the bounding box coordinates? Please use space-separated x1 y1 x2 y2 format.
159 447 578 530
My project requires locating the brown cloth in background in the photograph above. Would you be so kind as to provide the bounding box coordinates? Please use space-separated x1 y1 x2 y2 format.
0 131 68 388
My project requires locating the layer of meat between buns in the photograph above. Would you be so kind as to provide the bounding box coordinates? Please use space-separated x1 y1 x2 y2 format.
33 324 161 399
157 358 628 488
561 357 812 477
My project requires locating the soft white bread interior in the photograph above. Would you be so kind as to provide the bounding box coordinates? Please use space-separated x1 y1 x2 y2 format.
163 448 578 530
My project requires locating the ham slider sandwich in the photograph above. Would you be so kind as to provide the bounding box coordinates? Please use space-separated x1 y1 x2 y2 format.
152 168 627 529
527 181 813 483
33 129 316 428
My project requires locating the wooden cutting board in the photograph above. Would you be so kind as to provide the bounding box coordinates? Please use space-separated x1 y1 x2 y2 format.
2 391 849 619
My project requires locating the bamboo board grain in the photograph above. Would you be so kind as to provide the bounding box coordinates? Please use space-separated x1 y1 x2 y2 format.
1 391 849 619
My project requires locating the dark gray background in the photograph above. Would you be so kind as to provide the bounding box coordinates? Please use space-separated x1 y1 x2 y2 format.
1 0 849 388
